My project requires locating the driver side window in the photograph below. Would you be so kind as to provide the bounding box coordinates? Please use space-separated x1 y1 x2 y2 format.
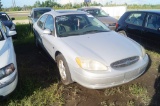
44 15 54 32
37 15 48 29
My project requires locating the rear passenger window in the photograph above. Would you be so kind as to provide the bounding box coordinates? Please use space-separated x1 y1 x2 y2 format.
125 13 145 26
145 14 160 30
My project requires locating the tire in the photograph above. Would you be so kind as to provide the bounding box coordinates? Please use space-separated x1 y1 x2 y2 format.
118 31 127 36
56 54 73 85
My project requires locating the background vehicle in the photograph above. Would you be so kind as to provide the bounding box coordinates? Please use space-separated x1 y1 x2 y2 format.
33 10 148 89
0 21 18 97
116 10 160 49
28 7 53 30
0 12 16 31
77 7 117 30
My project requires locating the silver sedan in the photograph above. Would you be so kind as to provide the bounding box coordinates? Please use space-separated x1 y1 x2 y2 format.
33 10 149 89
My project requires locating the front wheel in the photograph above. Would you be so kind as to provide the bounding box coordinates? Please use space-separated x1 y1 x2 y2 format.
56 54 73 85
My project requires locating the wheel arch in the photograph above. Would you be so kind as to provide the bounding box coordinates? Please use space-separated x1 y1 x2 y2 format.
55 51 61 62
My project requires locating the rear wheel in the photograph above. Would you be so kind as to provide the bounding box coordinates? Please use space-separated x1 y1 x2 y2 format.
118 31 127 36
56 54 73 85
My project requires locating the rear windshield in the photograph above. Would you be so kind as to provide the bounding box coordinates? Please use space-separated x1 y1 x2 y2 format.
34 9 51 19
0 13 10 21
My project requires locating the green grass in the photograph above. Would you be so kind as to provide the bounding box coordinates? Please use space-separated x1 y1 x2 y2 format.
0 24 65 106
15 16 28 20
8 84 64 106
103 83 151 105
129 83 151 105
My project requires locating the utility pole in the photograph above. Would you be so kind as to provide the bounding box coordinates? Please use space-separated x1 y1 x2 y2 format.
12 0 16 8
84 0 91 7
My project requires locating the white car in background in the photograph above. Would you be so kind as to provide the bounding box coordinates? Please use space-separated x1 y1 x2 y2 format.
33 10 149 89
0 21 18 96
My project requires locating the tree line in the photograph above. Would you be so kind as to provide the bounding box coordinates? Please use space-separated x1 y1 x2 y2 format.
2 0 160 11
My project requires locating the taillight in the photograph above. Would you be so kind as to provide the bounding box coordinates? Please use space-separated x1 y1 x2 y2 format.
116 23 119 29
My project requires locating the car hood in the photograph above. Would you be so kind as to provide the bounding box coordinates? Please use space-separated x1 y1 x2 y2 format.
96 16 117 24
2 20 13 28
0 40 11 68
61 31 142 66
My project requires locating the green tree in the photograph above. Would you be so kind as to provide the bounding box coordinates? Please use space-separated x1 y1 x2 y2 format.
0 0 3 11
34 0 41 7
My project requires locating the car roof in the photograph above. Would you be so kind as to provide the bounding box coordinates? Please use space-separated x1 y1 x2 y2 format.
0 12 7 14
44 10 88 17
32 7 53 11
126 10 160 14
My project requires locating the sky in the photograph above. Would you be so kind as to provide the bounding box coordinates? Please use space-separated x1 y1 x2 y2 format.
2 0 160 8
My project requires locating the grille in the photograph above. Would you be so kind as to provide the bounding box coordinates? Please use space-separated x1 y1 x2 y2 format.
111 56 139 68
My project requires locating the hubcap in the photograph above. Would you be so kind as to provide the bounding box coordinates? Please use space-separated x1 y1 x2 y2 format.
58 60 66 80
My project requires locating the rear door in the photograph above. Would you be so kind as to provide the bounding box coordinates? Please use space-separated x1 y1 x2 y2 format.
34 14 48 47
125 12 146 44
142 13 160 48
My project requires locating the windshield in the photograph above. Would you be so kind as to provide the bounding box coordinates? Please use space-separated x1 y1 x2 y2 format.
86 9 109 17
0 13 10 21
34 9 51 19
55 14 110 37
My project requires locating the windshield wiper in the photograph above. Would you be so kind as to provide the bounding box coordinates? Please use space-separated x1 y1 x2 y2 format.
83 30 108 34
59 33 81 37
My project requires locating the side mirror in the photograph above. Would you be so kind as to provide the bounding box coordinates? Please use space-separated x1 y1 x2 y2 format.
11 17 15 20
6 27 16 37
43 29 51 35
7 31 17 37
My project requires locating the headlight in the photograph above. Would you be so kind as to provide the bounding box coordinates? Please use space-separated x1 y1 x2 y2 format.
141 46 146 58
76 57 108 71
10 24 16 30
0 63 15 79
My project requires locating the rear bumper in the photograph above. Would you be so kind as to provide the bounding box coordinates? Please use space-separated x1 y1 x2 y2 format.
70 55 149 89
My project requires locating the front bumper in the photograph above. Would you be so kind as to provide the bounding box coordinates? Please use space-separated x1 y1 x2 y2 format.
0 70 18 96
70 54 149 89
